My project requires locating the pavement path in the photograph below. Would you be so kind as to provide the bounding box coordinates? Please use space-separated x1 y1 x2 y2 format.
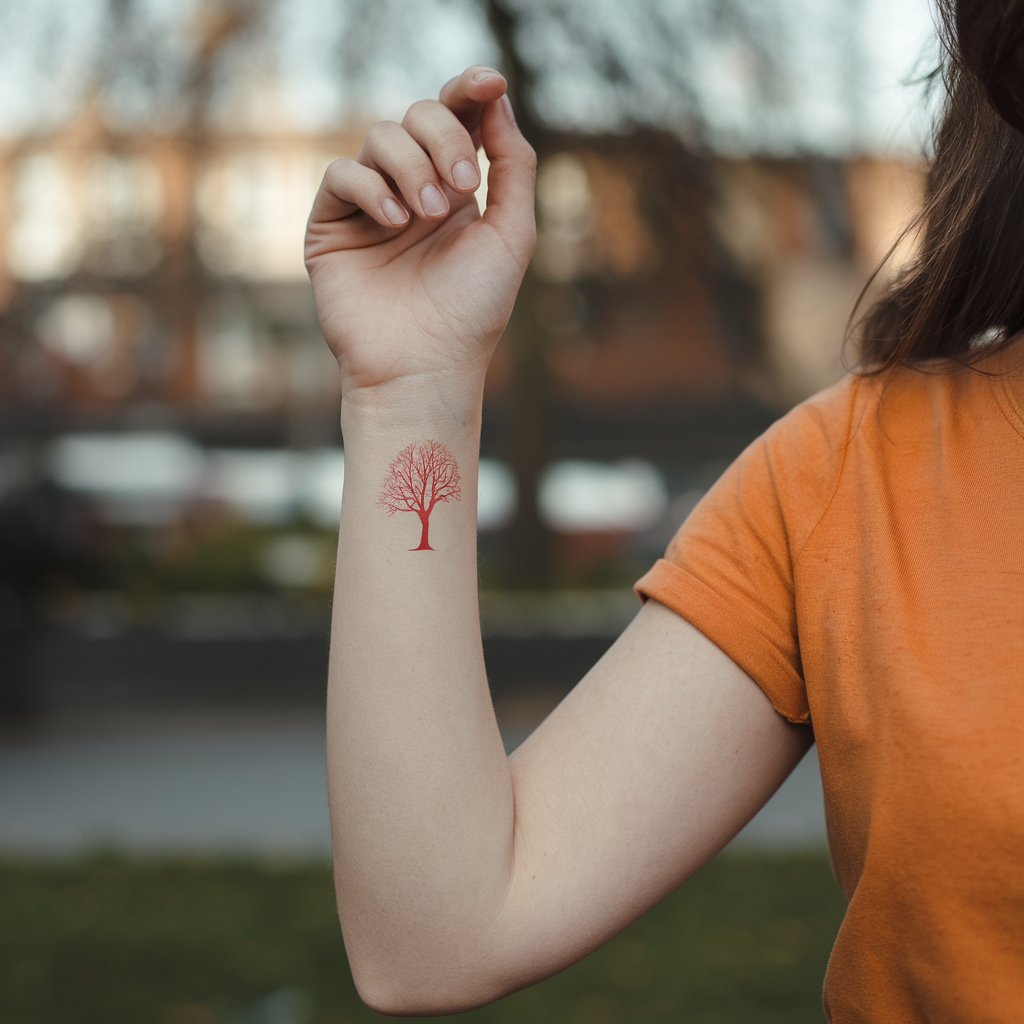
0 703 828 858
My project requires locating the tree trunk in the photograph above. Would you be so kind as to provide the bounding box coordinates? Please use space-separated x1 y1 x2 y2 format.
487 0 556 589
411 512 433 551
500 270 555 587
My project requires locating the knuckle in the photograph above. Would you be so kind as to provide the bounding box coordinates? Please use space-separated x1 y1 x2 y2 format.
393 153 433 182
325 157 355 182
367 119 402 143
436 123 470 150
403 98 439 125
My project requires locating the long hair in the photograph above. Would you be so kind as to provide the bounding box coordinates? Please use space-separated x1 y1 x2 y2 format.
848 0 1024 373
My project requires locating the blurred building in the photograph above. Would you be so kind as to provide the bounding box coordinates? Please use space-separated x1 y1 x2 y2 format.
0 109 924 438
0 109 925 595
0 106 928 714
0 111 348 443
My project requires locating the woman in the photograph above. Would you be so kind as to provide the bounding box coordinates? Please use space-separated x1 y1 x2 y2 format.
303 0 1023 1018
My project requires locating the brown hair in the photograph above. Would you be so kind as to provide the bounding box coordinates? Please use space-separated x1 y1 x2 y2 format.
848 0 1024 374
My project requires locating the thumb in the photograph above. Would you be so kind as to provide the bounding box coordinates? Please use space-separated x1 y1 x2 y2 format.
479 94 537 265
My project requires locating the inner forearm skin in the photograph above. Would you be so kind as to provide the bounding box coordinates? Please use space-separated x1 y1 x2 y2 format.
327 381 516 1010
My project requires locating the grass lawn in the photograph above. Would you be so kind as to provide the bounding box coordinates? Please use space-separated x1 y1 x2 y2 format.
0 850 844 1023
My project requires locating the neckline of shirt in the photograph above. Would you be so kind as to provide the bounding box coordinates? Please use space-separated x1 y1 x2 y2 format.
985 340 1024 442
898 340 1024 442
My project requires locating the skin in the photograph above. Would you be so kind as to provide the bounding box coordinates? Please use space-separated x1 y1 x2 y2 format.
305 67 814 1015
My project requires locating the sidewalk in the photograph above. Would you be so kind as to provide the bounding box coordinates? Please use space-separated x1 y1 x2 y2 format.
1 697 828 858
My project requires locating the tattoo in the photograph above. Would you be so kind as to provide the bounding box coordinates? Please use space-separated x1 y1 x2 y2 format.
377 439 462 551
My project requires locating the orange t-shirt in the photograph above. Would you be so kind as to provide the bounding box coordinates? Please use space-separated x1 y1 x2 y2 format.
633 343 1024 1021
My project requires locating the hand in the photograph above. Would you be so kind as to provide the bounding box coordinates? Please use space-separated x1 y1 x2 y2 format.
304 66 538 406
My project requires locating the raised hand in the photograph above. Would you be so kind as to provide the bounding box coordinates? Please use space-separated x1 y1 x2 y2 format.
304 66 537 407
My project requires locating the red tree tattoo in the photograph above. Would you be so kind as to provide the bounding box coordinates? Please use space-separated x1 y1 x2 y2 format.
377 439 462 551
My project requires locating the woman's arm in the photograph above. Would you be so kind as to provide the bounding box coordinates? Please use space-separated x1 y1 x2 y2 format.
308 67 813 1016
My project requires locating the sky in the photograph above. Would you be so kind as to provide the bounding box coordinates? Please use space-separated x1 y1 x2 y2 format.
859 0 942 151
0 0 941 154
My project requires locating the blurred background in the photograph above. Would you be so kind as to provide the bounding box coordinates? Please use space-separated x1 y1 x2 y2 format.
1 0 935 1020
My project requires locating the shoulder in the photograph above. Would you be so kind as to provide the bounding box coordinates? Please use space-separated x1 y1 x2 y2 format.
815 355 1014 456
655 372 871 599
764 370 871 458
636 376 875 722
726 372 872 557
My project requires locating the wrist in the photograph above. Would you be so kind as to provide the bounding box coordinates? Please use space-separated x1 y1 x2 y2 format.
340 374 485 437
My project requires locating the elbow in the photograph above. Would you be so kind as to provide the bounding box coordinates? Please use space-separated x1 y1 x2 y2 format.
351 970 500 1018
348 951 509 1017
355 988 476 1018
338 891 519 1015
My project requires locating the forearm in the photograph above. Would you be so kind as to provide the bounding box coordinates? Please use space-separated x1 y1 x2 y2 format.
327 380 515 1006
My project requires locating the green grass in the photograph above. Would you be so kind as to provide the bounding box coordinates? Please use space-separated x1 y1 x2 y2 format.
0 851 844 1023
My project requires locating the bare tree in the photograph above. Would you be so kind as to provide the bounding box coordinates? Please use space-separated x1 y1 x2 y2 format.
3 0 872 587
377 440 463 551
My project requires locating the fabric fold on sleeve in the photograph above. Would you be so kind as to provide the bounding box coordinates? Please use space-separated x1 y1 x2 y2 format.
633 375 858 728
634 558 809 724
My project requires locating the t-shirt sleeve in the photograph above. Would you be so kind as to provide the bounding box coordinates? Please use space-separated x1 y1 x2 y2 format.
633 375 858 725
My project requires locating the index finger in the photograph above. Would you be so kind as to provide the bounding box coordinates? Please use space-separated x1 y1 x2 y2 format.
438 65 508 145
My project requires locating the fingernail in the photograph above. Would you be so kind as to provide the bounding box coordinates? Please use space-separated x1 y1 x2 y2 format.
473 67 501 83
500 94 515 122
381 197 408 225
452 159 478 189
420 183 448 217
